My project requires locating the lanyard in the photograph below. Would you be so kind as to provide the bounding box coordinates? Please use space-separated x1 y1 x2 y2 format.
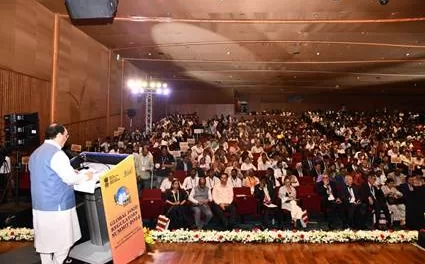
172 191 180 202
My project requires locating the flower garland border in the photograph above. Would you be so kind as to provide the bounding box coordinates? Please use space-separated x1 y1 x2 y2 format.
0 227 419 244
0 227 34 241
151 229 419 244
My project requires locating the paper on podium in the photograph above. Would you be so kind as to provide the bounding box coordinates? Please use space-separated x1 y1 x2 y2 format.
73 163 112 194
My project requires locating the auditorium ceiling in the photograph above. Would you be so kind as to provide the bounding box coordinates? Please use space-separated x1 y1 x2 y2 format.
36 0 425 94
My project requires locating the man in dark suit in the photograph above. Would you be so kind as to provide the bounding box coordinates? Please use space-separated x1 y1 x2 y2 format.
316 173 343 229
341 175 362 229
311 163 324 183
360 174 392 229
176 155 193 174
294 162 310 178
153 146 175 188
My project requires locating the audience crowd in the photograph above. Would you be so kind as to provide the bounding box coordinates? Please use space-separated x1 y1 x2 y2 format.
85 110 425 231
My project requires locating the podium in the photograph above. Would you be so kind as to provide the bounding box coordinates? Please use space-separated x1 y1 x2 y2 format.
69 153 129 264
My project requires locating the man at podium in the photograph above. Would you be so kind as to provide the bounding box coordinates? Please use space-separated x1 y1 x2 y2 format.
29 124 93 264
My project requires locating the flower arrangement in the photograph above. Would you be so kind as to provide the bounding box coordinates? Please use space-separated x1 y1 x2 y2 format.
151 229 418 244
143 227 155 246
0 227 418 244
0 227 34 241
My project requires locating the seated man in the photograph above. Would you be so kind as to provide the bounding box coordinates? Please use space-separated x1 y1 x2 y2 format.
212 173 237 230
229 168 242 188
360 173 392 229
341 175 363 229
182 168 199 192
188 177 213 229
316 173 343 229
160 171 176 193
205 169 220 189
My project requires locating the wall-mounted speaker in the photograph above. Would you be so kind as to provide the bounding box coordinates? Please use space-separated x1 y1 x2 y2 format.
65 0 118 20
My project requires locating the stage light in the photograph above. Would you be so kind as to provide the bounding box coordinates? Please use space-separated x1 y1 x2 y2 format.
135 80 142 89
149 82 156 88
163 88 170 95
131 88 138 94
162 83 168 88
127 80 136 89
156 82 162 88
142 81 148 88
139 88 144 94
157 88 163 94
378 0 389 5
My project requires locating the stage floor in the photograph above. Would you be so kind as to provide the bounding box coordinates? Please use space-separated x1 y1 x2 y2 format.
2 242 424 264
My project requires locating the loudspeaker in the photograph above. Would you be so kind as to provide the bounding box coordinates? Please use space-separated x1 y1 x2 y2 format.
65 0 118 20
4 113 40 150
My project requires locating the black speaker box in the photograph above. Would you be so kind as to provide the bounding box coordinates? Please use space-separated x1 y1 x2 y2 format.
65 0 118 20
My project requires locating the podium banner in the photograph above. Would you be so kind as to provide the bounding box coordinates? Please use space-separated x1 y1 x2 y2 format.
100 155 145 264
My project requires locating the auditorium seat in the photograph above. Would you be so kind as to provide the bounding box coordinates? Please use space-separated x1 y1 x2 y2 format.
256 170 267 179
298 177 314 186
296 184 315 197
174 170 186 184
233 187 258 219
140 189 164 220
299 194 322 213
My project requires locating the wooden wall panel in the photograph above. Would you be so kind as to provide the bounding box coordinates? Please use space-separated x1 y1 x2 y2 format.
65 117 106 145
54 18 111 143
168 104 234 121
109 114 121 136
0 68 51 143
253 94 425 112
0 0 53 81
109 53 122 116
56 18 109 124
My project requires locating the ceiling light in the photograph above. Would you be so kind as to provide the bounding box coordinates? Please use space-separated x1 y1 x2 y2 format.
356 76 360 80
316 52 320 56
405 53 410 56
148 52 152 56
226 51 231 55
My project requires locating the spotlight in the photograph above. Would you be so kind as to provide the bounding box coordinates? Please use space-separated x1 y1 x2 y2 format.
139 88 144 94
135 80 142 89
162 83 168 88
127 80 136 89
163 88 170 95
156 82 162 88
378 0 389 5
141 81 148 88
149 82 156 88
157 88 163 94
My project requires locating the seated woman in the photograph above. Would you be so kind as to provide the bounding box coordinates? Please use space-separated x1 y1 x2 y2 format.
278 177 308 229
243 169 259 194
254 177 278 229
381 178 406 227
165 179 190 229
